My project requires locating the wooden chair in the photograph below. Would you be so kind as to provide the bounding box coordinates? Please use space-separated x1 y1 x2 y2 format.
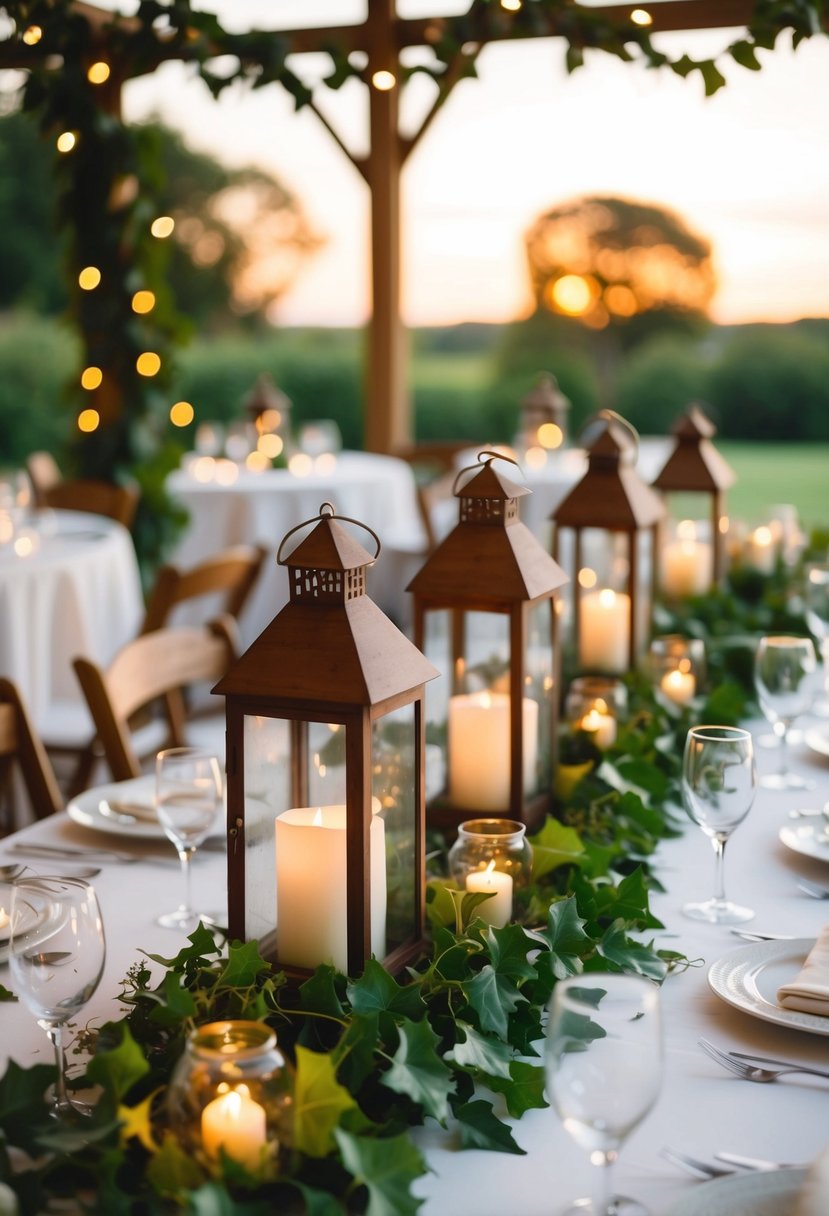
0 678 63 832
41 479 140 531
72 618 238 783
140 544 269 635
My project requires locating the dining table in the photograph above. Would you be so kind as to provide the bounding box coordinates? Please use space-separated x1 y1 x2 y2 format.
166 451 428 640
1 712 828 1214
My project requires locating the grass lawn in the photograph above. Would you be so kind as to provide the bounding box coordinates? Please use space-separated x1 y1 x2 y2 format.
718 442 828 532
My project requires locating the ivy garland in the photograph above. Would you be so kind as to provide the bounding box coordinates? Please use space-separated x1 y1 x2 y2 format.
1 0 826 573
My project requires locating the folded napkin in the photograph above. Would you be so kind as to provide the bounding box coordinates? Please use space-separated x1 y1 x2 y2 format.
778 924 829 1016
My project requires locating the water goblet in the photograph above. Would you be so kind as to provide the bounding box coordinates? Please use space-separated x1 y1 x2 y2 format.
156 746 223 931
9 875 106 1121
681 725 756 923
804 563 829 717
754 635 818 790
545 973 663 1216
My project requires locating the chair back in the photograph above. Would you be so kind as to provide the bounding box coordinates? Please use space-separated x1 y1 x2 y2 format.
25 451 62 506
141 544 269 634
73 617 238 782
0 678 63 825
42 479 140 530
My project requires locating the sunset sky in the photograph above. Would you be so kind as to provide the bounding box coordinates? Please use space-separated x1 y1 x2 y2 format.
118 3 829 328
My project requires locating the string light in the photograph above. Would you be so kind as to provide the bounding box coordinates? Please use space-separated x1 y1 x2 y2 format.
56 131 77 153
131 290 155 314
371 70 396 91
78 408 100 433
81 366 103 390
501 0 522 10
257 433 283 459
87 61 111 84
630 9 653 26
169 400 194 427
150 216 175 238
78 266 101 290
22 25 42 45
136 352 161 376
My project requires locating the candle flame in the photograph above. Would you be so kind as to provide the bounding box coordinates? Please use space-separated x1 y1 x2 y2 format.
677 519 697 542
598 588 616 608
483 860 496 878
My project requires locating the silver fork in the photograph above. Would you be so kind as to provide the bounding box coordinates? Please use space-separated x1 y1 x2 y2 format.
661 1147 736 1179
699 1037 829 1083
797 878 829 899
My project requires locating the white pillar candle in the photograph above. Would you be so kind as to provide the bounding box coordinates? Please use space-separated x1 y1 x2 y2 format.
660 668 696 706
201 1085 267 1168
579 707 617 749
465 861 513 928
275 805 386 973
579 589 631 674
662 540 711 597
745 526 775 573
448 692 538 812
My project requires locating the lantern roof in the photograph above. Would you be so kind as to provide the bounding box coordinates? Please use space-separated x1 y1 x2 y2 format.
281 509 377 571
553 411 666 530
456 455 530 502
652 405 736 493
520 372 571 419
243 372 291 419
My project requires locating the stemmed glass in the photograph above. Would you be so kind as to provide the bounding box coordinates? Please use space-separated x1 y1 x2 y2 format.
804 563 829 717
681 725 756 923
9 876 106 1121
545 974 662 1216
156 747 223 931
754 635 817 790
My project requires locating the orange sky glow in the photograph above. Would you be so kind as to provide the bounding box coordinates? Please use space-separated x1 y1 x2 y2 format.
117 3 829 329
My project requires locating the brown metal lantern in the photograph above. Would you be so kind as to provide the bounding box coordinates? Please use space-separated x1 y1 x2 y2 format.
407 451 568 833
651 405 736 591
214 503 438 979
516 372 571 455
552 410 666 674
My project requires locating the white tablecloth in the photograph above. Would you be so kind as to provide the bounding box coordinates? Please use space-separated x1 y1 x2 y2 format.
1 715 828 1213
167 452 427 638
0 510 143 733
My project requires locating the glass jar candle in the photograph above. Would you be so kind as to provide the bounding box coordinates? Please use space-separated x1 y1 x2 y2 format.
648 635 705 707
448 818 532 928
564 675 627 749
166 1020 294 1173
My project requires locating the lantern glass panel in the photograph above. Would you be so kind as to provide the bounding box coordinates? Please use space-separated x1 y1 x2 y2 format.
242 713 290 948
526 597 554 796
372 703 417 956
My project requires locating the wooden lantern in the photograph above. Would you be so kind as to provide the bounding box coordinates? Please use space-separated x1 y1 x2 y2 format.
651 405 736 591
407 451 568 832
552 410 665 674
214 503 438 979
516 372 571 454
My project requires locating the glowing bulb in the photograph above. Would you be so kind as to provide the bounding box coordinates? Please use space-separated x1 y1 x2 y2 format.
371 70 396 91
81 366 103 390
288 453 313 477
538 422 563 450
78 266 101 290
22 25 42 45
501 0 522 9
136 352 161 377
257 433 283 459
131 290 155 314
78 408 100 433
56 131 76 153
151 216 175 238
631 9 653 25
578 567 598 589
245 450 269 473
87 61 111 84
169 400 194 427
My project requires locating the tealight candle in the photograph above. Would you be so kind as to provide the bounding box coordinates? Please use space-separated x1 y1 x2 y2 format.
447 691 538 812
660 667 696 706
201 1084 267 1168
465 861 513 928
579 589 630 673
579 707 617 749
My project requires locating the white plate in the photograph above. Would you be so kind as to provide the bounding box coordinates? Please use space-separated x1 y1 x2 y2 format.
708 939 829 1037
779 823 829 863
804 728 829 760
67 776 166 840
666 1168 807 1215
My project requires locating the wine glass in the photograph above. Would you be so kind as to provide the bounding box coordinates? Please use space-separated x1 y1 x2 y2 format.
545 974 662 1216
10 875 106 1121
681 725 756 923
754 635 818 790
804 563 829 717
156 747 223 931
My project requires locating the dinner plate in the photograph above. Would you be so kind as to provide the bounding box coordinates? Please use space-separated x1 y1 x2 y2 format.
67 776 166 839
779 822 829 863
707 938 829 1037
666 1168 807 1215
804 728 829 760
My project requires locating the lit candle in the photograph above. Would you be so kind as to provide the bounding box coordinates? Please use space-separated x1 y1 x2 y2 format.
201 1084 267 1168
447 692 539 812
660 667 696 706
579 707 617 749
465 860 513 928
662 539 711 597
745 525 775 573
275 805 386 972
579 589 631 674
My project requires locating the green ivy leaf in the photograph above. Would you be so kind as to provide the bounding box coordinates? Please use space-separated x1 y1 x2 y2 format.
333 1012 380 1092
595 923 668 981
187 1181 275 1214
483 922 538 982
301 965 346 1020
487 1060 548 1119
347 958 425 1024
0 1061 57 1152
614 758 669 800
537 895 592 974
289 1181 348 1215
380 1017 454 1124
146 1133 205 1196
454 1099 526 1155
145 922 222 970
445 1021 514 1081
84 1022 150 1102
293 1045 358 1158
334 1128 426 1216
530 818 585 881
700 59 727 95
0 983 15 1002
148 970 197 1025
217 939 272 988
464 966 526 1039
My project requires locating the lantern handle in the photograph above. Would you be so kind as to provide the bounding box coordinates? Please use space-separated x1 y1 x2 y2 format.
276 501 382 565
579 409 639 459
452 449 523 497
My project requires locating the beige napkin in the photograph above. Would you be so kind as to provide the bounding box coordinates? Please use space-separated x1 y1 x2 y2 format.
778 924 829 1016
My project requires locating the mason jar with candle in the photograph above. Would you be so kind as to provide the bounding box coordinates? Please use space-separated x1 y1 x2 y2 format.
647 635 705 707
448 818 533 928
166 1020 294 1173
564 675 628 749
